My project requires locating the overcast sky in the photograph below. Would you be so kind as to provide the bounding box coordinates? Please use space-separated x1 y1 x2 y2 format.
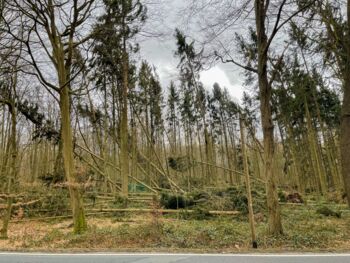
137 0 245 102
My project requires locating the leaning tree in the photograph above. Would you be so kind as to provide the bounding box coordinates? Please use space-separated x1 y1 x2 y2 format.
185 0 316 235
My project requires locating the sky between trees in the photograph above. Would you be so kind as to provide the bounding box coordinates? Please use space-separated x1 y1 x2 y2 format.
139 0 245 101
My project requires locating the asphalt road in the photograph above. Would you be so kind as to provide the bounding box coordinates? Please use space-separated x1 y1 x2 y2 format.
0 253 350 263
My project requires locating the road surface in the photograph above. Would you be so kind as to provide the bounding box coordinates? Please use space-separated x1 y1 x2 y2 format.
0 253 349 263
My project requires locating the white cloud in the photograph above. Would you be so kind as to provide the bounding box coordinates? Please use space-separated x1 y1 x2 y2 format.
200 66 244 102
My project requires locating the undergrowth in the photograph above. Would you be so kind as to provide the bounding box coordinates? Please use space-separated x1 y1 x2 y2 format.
3 203 348 252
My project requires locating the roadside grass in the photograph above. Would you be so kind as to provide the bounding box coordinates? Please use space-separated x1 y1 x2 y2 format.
0 204 349 252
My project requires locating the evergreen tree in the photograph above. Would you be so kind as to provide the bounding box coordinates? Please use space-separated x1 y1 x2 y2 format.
92 0 147 197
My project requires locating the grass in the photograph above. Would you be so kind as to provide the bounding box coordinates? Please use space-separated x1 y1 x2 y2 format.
0 204 349 252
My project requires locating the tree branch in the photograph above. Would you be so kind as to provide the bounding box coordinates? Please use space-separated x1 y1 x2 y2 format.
265 0 316 55
215 51 258 73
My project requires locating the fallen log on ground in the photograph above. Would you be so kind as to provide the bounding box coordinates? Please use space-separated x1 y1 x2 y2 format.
11 209 240 222
0 199 41 209
87 208 240 215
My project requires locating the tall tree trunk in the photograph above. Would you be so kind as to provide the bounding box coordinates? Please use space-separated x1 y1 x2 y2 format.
240 117 257 248
0 110 10 190
204 127 213 184
0 102 16 239
120 49 129 197
286 125 303 193
111 82 118 190
255 0 282 235
196 122 205 183
60 86 87 234
305 99 327 194
223 122 234 185
300 48 339 192
341 0 350 207
229 124 240 183
328 130 343 190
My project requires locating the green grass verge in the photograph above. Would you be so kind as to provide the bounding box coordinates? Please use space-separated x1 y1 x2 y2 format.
2 204 349 252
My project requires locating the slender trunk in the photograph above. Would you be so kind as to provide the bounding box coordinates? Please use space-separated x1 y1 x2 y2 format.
240 117 257 248
211 131 218 185
221 134 227 183
184 125 191 190
300 48 339 192
111 82 118 190
340 0 350 206
286 125 303 193
190 131 195 189
60 86 87 234
120 48 129 197
204 127 212 184
305 99 327 194
0 102 16 239
328 130 343 189
146 103 152 186
223 121 234 185
196 122 205 183
87 88 106 191
173 117 177 153
276 120 288 184
229 124 240 183
255 0 282 235
30 140 38 183
0 112 10 186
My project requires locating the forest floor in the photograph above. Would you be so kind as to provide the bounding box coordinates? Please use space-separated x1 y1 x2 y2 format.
0 203 349 252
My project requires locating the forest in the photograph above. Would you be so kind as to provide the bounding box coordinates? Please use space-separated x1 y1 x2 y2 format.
0 0 349 252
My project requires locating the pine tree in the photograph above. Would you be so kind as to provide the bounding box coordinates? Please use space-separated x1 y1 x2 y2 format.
92 0 147 197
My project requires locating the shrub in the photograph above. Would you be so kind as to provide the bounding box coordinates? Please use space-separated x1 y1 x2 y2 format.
160 192 194 209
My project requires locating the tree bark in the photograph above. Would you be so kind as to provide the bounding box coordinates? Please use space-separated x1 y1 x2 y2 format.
255 0 283 235
341 0 350 206
305 99 327 194
240 117 257 248
120 49 129 197
0 102 16 239
59 86 87 234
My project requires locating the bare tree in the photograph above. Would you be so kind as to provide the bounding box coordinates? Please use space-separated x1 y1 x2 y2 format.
4 0 97 234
